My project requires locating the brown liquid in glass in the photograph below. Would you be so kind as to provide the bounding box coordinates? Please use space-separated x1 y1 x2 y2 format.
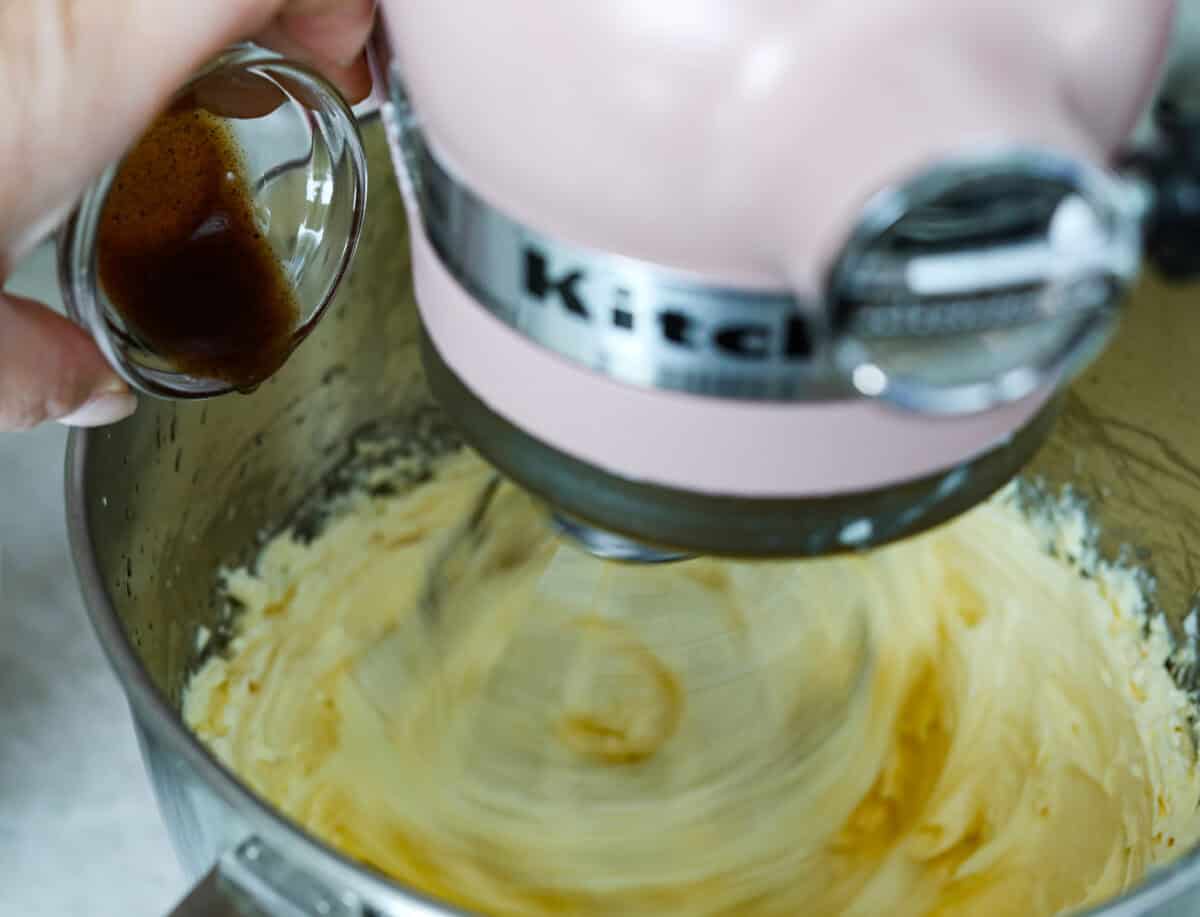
96 101 299 391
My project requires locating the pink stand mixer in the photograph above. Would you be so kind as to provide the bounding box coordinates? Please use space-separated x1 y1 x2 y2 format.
362 0 1190 561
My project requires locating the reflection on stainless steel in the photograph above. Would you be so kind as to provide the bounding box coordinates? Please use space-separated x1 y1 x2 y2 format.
828 149 1143 416
550 513 693 564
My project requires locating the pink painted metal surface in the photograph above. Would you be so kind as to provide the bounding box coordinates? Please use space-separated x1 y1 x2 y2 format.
378 0 1174 496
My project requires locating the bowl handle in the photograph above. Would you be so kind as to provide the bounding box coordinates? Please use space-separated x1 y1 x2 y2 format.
168 838 357 917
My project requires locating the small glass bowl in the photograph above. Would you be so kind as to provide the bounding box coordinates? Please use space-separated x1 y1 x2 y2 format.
58 44 368 398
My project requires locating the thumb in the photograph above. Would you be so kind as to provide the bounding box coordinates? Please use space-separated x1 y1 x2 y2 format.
0 293 136 431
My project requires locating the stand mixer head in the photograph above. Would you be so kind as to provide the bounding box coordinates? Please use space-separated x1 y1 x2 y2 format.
367 0 1190 560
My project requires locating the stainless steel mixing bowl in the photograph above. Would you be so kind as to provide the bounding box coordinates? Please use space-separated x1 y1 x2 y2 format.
66 118 1200 916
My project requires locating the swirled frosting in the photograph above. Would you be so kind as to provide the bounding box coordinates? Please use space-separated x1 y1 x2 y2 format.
184 450 1200 915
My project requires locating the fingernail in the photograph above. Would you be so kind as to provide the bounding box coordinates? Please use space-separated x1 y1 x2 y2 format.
57 387 138 428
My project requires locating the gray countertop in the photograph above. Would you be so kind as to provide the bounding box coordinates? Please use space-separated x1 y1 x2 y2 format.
1 242 185 917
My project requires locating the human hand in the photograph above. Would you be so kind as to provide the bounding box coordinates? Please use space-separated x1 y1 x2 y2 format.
0 0 376 432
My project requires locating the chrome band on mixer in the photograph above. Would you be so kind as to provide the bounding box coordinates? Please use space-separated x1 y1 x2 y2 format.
382 69 1146 413
411 141 833 402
